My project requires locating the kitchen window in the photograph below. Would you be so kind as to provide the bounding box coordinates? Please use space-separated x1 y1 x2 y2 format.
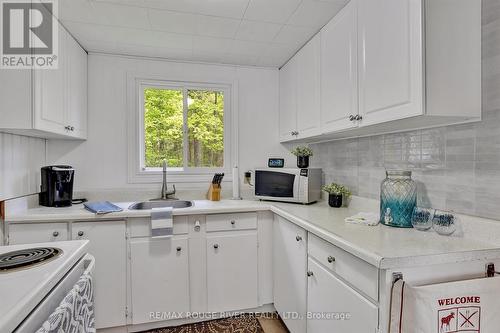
128 77 234 183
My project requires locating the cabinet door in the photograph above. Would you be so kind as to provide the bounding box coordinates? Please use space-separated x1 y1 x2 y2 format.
273 216 307 333
358 0 423 126
32 9 67 136
130 237 190 324
296 34 321 139
279 57 298 142
8 223 68 244
307 258 378 333
66 34 87 139
320 1 359 133
72 221 126 329
206 232 258 312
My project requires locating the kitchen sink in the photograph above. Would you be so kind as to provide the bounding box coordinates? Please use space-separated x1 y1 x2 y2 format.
128 200 193 210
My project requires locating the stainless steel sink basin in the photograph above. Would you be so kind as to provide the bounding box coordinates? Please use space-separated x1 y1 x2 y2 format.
128 200 193 210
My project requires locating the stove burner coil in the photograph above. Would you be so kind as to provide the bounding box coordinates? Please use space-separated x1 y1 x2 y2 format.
0 247 62 272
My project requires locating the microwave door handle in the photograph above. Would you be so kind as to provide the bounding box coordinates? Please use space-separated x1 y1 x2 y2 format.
294 174 300 200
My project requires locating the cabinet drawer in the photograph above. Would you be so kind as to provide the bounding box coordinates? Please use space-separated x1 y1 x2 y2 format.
129 216 189 238
206 212 257 232
8 223 69 245
308 233 378 300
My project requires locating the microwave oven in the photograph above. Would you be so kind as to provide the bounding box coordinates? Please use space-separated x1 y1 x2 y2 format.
254 168 322 204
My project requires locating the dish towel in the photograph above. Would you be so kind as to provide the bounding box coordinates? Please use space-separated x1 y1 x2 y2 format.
345 212 379 226
36 273 95 333
83 201 123 215
151 207 173 238
390 276 500 333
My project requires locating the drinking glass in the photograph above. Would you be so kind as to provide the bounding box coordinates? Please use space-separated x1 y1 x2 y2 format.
432 210 457 236
411 207 434 231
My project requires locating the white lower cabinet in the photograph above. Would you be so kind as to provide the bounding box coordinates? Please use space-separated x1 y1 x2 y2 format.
307 258 378 333
8 223 68 244
206 232 259 312
72 221 127 329
273 216 307 333
130 237 190 325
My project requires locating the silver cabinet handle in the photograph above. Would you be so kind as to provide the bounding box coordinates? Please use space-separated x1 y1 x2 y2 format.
70 126 75 131
296 235 302 242
213 244 219 249
230 220 236 225
327 256 336 263
307 271 314 277
52 231 59 237
176 246 182 252
349 115 355 121
64 125 70 130
77 231 84 237
355 115 363 121
194 220 201 231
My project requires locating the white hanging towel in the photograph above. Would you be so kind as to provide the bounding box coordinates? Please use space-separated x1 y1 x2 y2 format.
151 207 173 238
390 276 500 333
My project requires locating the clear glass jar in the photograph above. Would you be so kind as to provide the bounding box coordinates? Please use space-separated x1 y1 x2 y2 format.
380 170 417 228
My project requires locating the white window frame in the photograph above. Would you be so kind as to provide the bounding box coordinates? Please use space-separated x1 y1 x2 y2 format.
127 74 237 184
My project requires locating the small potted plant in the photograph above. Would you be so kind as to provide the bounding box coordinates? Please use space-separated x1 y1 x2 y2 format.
291 146 313 168
322 183 351 208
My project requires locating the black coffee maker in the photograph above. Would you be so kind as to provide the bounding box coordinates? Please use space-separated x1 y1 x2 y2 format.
39 166 75 207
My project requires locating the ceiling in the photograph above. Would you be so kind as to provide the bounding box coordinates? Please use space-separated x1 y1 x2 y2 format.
58 0 348 68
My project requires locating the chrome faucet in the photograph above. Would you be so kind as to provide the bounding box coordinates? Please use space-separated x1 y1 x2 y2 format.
159 160 176 200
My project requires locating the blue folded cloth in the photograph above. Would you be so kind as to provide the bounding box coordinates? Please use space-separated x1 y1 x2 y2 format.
84 201 123 215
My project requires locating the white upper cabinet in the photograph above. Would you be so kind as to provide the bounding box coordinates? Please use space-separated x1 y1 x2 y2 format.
320 1 358 133
279 57 298 142
279 35 321 142
296 35 321 139
357 0 423 126
0 14 87 140
281 0 481 142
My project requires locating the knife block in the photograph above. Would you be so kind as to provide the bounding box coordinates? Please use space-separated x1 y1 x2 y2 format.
207 184 221 201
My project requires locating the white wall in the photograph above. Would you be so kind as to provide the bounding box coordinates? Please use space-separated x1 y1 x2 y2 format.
47 54 288 193
0 133 46 201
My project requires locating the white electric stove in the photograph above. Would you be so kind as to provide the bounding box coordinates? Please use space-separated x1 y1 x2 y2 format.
0 240 91 333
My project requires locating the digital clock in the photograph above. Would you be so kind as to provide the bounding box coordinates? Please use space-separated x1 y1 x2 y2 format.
268 158 285 168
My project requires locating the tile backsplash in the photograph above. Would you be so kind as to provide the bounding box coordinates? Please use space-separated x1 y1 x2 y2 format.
310 0 500 220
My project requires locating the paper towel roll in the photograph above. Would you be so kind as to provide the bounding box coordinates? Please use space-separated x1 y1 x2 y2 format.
232 166 241 199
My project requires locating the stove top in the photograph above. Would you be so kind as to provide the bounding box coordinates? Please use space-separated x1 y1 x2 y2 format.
0 240 89 333
0 247 62 272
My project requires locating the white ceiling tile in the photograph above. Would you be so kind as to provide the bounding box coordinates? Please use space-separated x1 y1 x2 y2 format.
148 9 197 34
244 0 301 24
92 2 151 29
144 0 249 18
116 43 193 59
192 36 232 53
287 0 345 28
195 15 241 38
59 0 109 24
235 20 282 42
219 52 260 66
273 25 316 45
92 0 146 5
229 40 270 57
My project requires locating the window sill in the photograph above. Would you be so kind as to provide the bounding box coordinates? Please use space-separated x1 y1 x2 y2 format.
128 170 232 184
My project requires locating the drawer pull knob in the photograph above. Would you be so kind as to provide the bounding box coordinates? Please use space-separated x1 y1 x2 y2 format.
307 271 314 277
176 246 182 252
194 220 201 231
213 244 219 249
327 256 336 263
77 231 84 237
231 220 236 225
296 235 302 242
52 231 59 237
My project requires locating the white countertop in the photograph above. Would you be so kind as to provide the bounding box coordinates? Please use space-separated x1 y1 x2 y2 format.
6 198 500 269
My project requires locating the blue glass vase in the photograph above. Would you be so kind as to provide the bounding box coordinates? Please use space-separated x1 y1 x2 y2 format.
380 170 417 228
